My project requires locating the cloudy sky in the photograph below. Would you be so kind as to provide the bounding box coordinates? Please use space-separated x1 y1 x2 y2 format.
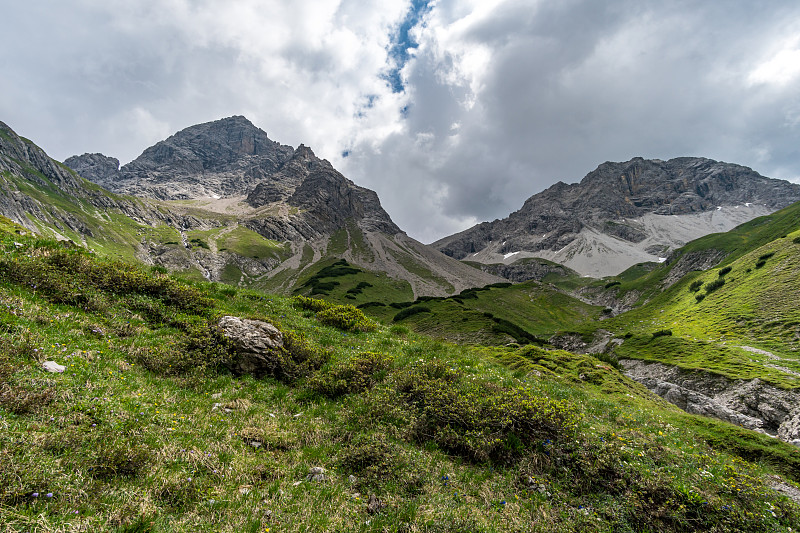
3 0 800 243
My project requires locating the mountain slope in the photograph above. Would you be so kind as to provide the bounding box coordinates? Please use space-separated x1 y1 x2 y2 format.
2 118 498 297
2 221 799 531
434 157 800 277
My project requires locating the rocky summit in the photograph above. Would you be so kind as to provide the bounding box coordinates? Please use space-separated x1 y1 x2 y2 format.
2 118 498 297
433 157 800 277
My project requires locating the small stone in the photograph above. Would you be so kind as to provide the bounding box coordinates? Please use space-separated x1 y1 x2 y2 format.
348 475 357 484
250 441 262 448
307 466 327 482
211 392 222 399
238 485 252 495
367 494 385 514
292 480 303 486
42 361 65 373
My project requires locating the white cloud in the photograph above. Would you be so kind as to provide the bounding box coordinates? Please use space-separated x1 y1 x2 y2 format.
2 0 800 244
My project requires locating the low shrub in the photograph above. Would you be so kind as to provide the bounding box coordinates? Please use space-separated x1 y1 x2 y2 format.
604 281 621 289
486 282 513 289
491 317 543 345
695 293 706 303
688 280 704 292
317 305 377 333
131 322 231 377
293 295 330 312
356 301 385 309
389 301 415 309
705 278 725 294
794 236 800 244
718 266 732 276
307 352 393 399
755 260 766 269
337 435 422 494
651 329 672 339
758 251 775 261
393 306 431 322
393 360 580 463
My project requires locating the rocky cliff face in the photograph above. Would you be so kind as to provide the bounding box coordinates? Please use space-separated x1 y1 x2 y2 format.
68 116 297 200
63 153 120 189
434 157 800 277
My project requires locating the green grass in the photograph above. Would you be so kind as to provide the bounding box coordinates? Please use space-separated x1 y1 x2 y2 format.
605 228 800 387
359 280 604 346
2 222 799 531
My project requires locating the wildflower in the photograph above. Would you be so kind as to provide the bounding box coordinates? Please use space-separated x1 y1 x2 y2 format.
46 493 53 498
32 492 39 498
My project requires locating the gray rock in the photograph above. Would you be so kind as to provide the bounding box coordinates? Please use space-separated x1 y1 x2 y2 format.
63 153 120 190
621 359 800 442
42 361 65 373
217 316 283 376
367 494 385 514
306 466 327 482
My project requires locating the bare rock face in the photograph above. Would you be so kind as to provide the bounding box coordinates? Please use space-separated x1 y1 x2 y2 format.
621 359 800 442
99 115 296 200
63 153 120 190
434 157 800 276
65 116 402 241
218 315 284 376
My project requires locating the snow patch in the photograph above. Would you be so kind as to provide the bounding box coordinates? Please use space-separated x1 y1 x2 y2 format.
658 257 667 263
503 251 520 259
716 206 722 210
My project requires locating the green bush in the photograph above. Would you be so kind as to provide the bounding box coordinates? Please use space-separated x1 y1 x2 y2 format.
307 352 393 399
356 301 385 309
705 278 725 294
793 236 800 244
758 251 775 261
491 317 543 345
604 280 621 289
755 260 766 269
718 266 732 276
651 329 672 338
393 360 579 463
293 295 331 313
316 305 377 333
688 280 704 292
393 305 431 322
695 293 706 303
131 322 231 377
337 434 422 494
0 246 214 315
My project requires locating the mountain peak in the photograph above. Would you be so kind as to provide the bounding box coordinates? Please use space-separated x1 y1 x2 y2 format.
434 157 800 278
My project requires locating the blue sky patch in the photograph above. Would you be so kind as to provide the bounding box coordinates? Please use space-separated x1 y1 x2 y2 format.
384 0 433 93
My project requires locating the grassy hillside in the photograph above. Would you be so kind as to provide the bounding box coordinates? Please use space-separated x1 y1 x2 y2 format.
2 217 800 531
599 201 800 306
605 227 800 388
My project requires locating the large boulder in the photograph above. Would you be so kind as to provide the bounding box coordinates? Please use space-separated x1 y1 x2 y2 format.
218 315 284 376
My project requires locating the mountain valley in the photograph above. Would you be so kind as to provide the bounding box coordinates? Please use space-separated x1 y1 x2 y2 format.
2 116 800 531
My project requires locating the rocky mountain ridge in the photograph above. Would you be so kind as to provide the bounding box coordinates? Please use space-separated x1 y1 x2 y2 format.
434 157 800 277
3 118 498 297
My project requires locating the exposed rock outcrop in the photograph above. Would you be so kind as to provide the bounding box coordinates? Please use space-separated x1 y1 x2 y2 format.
621 359 800 443
468 259 576 283
218 315 284 376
